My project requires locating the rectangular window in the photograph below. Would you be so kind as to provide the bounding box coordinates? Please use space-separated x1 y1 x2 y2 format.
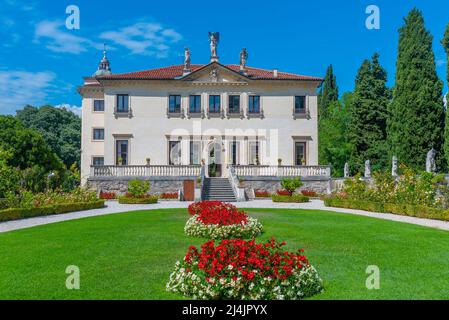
295 96 306 113
116 140 129 165
229 141 240 165
189 95 201 113
228 95 240 114
93 128 104 141
295 142 306 165
92 157 104 166
169 95 181 113
94 100 105 112
169 141 181 165
249 141 260 165
248 96 260 114
209 95 221 113
190 141 201 165
116 94 129 112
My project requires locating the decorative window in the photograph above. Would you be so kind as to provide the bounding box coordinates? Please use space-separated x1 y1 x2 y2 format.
190 141 201 165
92 156 104 166
229 141 240 165
295 96 306 113
169 95 181 113
228 95 240 114
94 100 105 112
295 142 307 165
248 141 260 165
116 94 129 112
248 95 260 114
189 95 201 113
209 95 221 113
116 140 129 165
93 128 104 141
169 141 182 165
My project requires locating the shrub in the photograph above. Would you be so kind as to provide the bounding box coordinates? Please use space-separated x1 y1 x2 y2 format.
160 192 179 200
0 200 105 222
118 195 158 204
276 190 292 196
272 194 310 203
255 190 271 198
301 190 317 197
166 238 323 300
280 178 303 196
99 192 117 200
128 180 150 197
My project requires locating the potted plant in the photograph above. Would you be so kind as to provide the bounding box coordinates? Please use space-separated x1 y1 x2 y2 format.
278 158 283 166
117 157 123 166
146 158 151 166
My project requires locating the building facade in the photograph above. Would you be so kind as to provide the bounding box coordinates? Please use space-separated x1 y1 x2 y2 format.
79 34 331 199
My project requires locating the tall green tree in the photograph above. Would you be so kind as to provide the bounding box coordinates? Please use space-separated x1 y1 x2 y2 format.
318 65 339 119
318 65 340 166
16 105 81 168
442 23 449 167
349 53 390 173
387 8 445 171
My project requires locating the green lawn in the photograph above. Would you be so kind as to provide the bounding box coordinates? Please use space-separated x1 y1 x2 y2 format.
1 208 449 300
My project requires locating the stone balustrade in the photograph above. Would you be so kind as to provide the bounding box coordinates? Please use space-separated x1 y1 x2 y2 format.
90 165 202 178
231 165 331 178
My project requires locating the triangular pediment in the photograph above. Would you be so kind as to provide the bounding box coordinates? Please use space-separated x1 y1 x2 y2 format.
181 62 249 84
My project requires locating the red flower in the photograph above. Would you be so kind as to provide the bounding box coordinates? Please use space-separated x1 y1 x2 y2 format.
188 201 248 226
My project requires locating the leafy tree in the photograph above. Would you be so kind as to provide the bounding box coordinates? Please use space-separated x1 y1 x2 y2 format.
0 116 63 171
387 9 445 171
319 93 353 177
348 53 390 173
318 65 339 119
442 23 449 167
0 149 20 198
16 105 81 168
280 178 303 196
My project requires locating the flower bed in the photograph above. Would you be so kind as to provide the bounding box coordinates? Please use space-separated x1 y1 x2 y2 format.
160 192 179 200
255 190 272 198
166 238 323 300
118 195 159 204
301 190 318 197
99 192 116 200
0 200 105 222
324 196 449 221
185 201 263 239
272 194 310 203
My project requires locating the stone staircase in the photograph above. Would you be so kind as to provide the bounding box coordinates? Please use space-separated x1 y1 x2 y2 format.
202 178 237 202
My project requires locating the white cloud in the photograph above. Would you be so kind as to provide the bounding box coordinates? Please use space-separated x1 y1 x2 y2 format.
55 104 82 117
99 22 182 57
0 71 56 114
34 20 99 54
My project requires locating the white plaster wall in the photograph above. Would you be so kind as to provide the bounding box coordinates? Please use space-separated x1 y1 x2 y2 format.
80 79 319 184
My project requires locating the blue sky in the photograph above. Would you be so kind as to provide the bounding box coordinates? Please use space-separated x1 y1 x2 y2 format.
0 0 448 115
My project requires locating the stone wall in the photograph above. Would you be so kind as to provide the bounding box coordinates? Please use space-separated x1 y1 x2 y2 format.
240 177 331 199
86 177 198 195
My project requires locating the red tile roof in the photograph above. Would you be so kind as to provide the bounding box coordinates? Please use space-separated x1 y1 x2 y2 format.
96 63 322 81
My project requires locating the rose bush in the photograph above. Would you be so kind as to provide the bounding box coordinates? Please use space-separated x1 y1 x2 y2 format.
166 238 323 300
185 201 263 239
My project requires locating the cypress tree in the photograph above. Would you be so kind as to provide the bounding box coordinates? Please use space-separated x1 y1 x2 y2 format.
349 53 390 173
387 8 445 171
318 65 339 165
442 23 449 166
318 65 339 119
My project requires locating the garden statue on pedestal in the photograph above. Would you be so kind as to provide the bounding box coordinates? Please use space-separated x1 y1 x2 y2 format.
344 163 349 178
426 148 436 173
392 156 398 177
364 160 371 179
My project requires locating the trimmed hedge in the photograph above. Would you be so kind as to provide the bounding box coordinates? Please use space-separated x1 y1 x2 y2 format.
324 197 449 221
0 200 106 223
118 195 159 204
272 194 310 203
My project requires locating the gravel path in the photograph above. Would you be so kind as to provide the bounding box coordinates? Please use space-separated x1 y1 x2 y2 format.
1 200 449 234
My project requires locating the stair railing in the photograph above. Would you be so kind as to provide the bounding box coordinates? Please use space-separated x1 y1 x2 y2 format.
227 165 245 202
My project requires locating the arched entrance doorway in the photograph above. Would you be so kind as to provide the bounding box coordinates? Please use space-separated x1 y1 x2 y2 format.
207 142 223 177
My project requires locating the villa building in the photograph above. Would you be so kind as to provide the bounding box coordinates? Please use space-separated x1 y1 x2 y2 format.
78 33 331 201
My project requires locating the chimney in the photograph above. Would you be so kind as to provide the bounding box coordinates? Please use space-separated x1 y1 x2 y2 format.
273 69 278 78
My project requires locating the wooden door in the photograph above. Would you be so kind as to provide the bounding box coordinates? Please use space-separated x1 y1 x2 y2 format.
183 180 195 201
